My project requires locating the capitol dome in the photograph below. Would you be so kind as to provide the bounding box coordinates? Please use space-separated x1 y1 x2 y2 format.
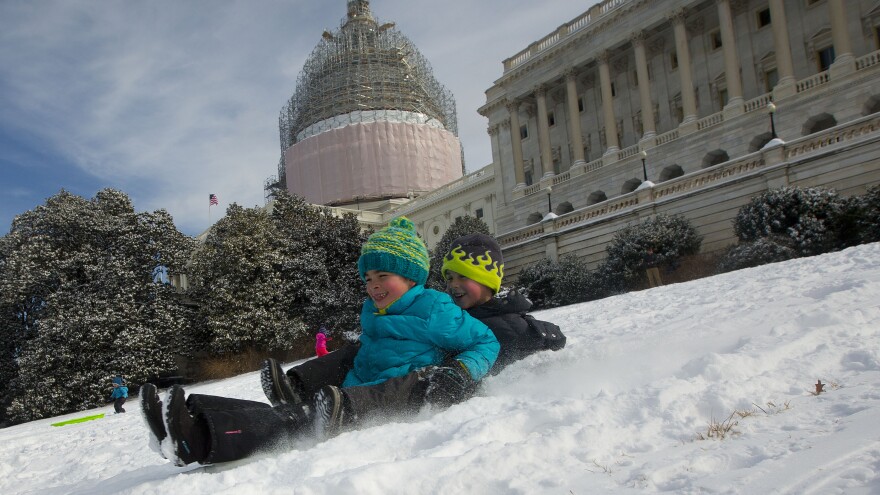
277 0 463 207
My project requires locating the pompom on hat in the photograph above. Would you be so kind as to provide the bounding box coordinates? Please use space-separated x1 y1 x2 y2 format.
441 233 504 293
358 216 430 285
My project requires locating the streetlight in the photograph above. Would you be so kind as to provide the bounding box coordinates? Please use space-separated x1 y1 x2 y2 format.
546 185 553 214
767 102 778 139
640 150 648 182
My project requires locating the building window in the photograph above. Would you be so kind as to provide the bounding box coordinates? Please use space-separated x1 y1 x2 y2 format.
670 52 679 70
710 29 723 51
610 82 617 97
520 124 529 140
524 170 533 186
578 96 585 112
817 45 835 72
756 8 771 28
548 112 556 127
875 26 880 50
764 68 779 92
475 208 483 219
432 225 440 235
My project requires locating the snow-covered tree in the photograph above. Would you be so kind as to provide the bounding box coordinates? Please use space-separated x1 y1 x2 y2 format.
733 186 845 256
270 192 366 341
855 185 880 244
188 203 300 354
0 189 195 424
601 214 702 289
426 216 491 291
515 258 561 309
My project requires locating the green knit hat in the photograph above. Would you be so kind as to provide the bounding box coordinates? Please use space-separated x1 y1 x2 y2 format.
358 216 429 285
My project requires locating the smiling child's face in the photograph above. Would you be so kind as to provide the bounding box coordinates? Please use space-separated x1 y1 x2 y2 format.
445 269 494 309
364 270 416 309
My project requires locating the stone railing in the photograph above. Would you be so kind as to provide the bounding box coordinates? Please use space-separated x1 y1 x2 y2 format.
744 94 773 114
653 155 766 200
785 113 880 159
696 112 724 131
796 71 829 93
503 0 633 73
856 50 880 70
392 165 494 216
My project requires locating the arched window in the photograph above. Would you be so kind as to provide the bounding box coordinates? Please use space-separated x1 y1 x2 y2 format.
526 212 543 225
802 113 837 135
749 132 774 152
556 202 574 215
587 191 607 205
659 165 685 182
702 150 729 169
621 178 642 194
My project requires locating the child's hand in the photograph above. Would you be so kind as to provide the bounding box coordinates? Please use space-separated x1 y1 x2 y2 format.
423 361 474 407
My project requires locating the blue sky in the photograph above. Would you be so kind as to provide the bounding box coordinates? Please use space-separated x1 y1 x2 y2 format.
0 0 590 236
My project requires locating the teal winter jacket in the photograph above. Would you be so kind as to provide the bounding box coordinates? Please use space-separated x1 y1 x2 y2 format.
343 285 499 387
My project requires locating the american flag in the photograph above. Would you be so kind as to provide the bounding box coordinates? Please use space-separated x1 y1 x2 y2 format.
209 193 218 206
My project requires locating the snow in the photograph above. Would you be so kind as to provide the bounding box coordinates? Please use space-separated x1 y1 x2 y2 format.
3 243 880 494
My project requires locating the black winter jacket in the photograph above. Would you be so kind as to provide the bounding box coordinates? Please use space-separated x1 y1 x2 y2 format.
467 290 566 375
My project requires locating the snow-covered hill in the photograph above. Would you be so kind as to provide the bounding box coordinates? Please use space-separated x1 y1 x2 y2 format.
2 243 879 494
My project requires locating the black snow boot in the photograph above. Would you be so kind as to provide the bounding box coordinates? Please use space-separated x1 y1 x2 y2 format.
261 358 302 407
314 385 350 440
140 383 167 458
163 385 209 466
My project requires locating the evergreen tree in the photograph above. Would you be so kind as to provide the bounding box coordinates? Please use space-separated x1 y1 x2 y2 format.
426 215 491 291
855 185 880 244
270 192 366 341
733 186 845 256
0 189 195 424
601 214 702 290
515 258 560 309
188 203 301 355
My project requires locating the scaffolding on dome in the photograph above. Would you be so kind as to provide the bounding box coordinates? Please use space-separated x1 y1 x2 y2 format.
275 0 459 185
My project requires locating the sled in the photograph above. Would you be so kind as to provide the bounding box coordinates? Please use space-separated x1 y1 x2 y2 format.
51 413 105 427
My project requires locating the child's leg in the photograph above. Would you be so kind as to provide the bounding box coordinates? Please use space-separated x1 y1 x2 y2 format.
342 371 424 420
288 343 360 397
164 386 311 465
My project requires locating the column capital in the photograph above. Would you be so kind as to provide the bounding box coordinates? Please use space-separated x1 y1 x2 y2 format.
499 119 511 130
629 30 646 46
668 8 688 25
564 67 579 81
487 124 500 136
533 84 549 98
505 99 520 114
597 50 612 65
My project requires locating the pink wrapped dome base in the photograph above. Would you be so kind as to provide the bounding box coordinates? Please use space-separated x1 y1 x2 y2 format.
285 121 462 205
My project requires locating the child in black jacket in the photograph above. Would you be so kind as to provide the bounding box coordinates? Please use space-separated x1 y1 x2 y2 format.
440 233 565 374
263 233 565 409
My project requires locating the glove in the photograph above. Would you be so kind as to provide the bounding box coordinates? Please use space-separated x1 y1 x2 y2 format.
423 361 475 407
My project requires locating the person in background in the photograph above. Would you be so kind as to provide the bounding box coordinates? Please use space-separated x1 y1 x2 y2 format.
315 328 330 357
110 376 128 414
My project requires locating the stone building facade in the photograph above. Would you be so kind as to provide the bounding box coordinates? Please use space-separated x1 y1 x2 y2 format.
302 0 880 282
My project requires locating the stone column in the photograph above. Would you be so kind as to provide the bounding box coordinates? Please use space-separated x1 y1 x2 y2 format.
506 100 526 189
564 70 586 164
598 51 620 153
768 0 795 98
828 0 855 76
535 85 554 178
717 0 744 114
671 10 697 125
631 31 656 139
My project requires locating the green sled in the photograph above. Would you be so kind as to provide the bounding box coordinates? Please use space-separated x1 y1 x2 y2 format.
51 413 105 427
